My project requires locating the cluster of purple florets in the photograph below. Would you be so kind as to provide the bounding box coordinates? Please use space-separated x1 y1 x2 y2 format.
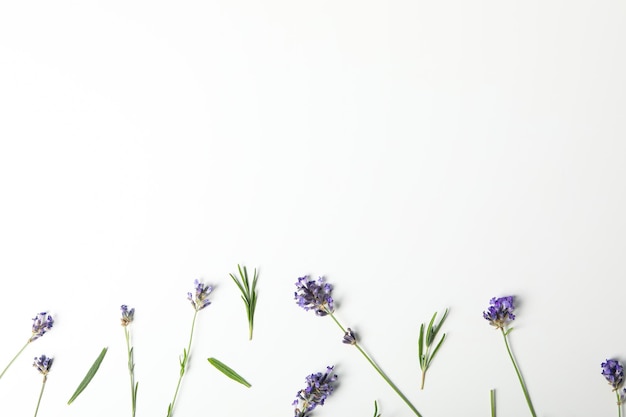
483 296 515 330
30 312 54 342
33 354 53 377
602 359 625 390
188 279 213 311
120 305 135 326
293 366 338 417
294 276 334 316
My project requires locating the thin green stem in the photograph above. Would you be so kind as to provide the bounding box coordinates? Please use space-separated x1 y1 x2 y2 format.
501 329 536 417
328 313 423 417
616 390 622 417
490 389 496 417
167 309 198 417
124 327 137 417
33 376 47 417
1 340 30 379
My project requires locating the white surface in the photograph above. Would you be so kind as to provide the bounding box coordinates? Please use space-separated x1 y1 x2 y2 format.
1 1 625 416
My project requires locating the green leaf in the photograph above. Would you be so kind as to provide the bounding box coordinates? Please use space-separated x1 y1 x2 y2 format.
207 357 251 388
418 323 425 369
373 400 381 417
67 347 108 404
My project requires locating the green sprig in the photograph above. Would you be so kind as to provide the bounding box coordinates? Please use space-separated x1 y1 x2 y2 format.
418 308 448 389
230 264 259 340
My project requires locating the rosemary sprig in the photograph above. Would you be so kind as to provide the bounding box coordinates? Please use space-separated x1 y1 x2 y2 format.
418 308 448 389
230 264 259 340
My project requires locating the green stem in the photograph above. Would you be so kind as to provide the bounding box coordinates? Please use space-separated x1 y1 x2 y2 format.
33 376 47 417
501 329 536 417
125 327 137 417
328 313 423 417
1 340 30 379
490 389 496 417
616 390 622 417
167 309 198 417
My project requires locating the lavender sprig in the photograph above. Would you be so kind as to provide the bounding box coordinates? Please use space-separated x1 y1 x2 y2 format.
121 305 138 417
293 366 337 417
166 280 213 417
295 276 423 417
483 296 536 417
33 355 53 417
0 312 54 380
601 359 626 417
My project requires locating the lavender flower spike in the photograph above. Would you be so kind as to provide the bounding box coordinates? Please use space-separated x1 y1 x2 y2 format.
121 305 135 327
602 359 625 391
30 312 54 342
187 279 213 311
33 354 53 417
483 296 515 330
294 276 334 316
33 355 53 377
293 366 338 417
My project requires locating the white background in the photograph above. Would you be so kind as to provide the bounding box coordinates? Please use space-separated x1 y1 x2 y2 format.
1 1 625 417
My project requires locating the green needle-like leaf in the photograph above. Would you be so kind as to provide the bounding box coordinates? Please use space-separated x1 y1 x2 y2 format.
373 400 382 417
67 347 108 404
207 357 251 388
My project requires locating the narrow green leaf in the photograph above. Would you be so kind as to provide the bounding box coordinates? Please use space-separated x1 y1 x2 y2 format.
426 312 437 345
373 400 381 417
418 323 425 369
428 333 447 366
67 347 108 404
207 357 251 388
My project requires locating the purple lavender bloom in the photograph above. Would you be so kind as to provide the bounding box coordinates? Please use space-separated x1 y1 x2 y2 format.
342 328 356 345
294 276 334 316
187 279 213 311
33 355 53 376
602 359 624 390
483 296 515 330
293 366 338 417
121 305 135 326
30 312 53 342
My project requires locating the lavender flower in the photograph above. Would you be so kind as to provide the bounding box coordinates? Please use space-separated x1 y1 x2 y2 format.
167 280 214 417
293 366 338 417
33 354 53 417
602 359 625 391
294 276 334 316
33 355 53 377
121 305 138 417
121 305 135 327
187 279 213 311
484 296 536 417
342 328 356 345
483 296 515 330
30 312 54 342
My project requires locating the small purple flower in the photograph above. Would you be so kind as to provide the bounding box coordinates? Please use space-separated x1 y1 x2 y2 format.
602 359 624 390
33 355 53 376
294 276 334 316
187 279 213 311
30 312 54 342
483 296 515 330
121 305 135 326
342 328 356 345
293 366 338 417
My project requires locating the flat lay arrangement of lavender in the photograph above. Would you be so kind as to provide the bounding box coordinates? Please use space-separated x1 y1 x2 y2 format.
0 270 620 417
